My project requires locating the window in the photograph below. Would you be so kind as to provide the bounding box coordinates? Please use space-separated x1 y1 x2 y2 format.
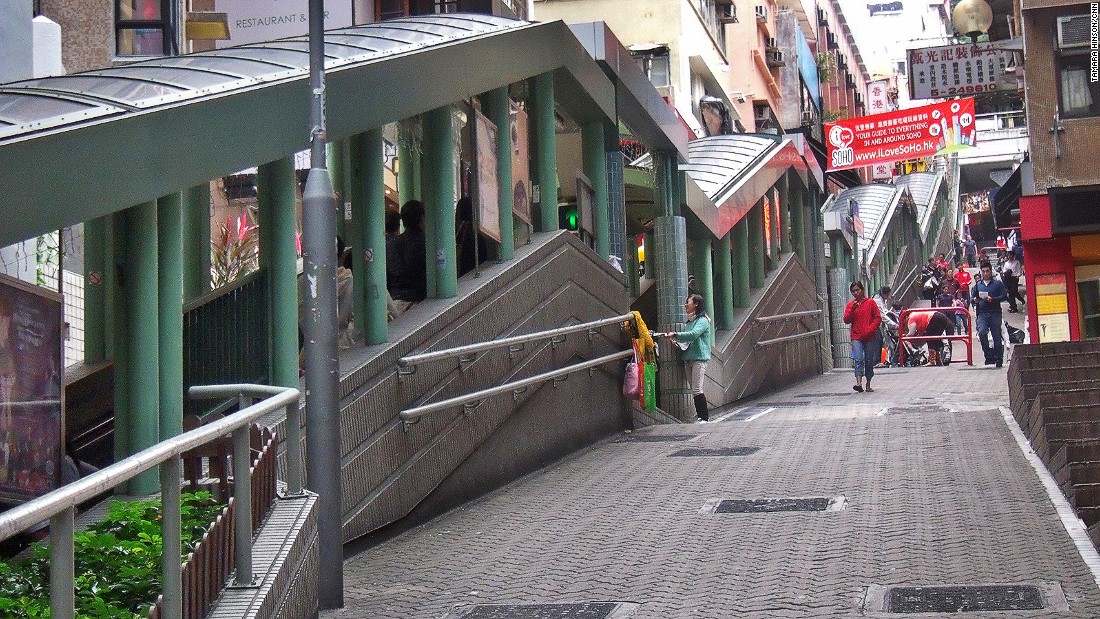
116 0 174 56
1058 53 1100 118
631 48 671 89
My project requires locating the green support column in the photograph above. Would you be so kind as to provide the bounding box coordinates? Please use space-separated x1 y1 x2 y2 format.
732 218 750 307
398 126 417 205
328 140 350 241
533 72 558 233
350 129 389 344
424 105 457 298
778 175 791 255
690 237 714 346
713 233 734 330
257 157 300 389
124 202 160 494
652 151 692 421
84 216 107 364
582 121 610 257
485 87 515 260
748 201 765 288
182 183 211 302
627 234 640 297
157 194 183 441
109 214 127 461
789 180 806 262
769 189 781 260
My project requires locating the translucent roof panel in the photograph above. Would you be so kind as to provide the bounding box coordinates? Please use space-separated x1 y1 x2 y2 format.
682 135 776 202
826 184 900 244
894 171 942 222
0 13 526 142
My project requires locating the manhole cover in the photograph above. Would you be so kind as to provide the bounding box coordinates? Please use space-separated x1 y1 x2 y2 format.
888 405 952 415
669 447 761 457
886 585 1044 612
615 434 696 443
701 496 847 513
455 603 621 618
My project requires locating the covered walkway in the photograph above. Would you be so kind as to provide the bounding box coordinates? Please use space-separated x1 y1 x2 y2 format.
329 357 1100 618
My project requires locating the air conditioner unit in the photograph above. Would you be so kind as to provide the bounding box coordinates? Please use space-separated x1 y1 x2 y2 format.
765 36 778 50
816 8 827 25
801 110 817 126
766 49 785 67
1056 15 1090 49
827 32 839 50
845 73 856 89
755 5 768 21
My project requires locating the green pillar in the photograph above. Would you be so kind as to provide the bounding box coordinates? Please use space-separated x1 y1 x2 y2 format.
328 140 350 241
748 201 765 288
124 201 160 494
533 72 558 233
582 121 610 257
485 87 515 261
157 194 183 441
424 105 457 298
778 175 791 255
109 214 127 461
789 180 806 262
627 234 640 297
733 218 750 307
84 216 107 364
257 157 300 389
182 183 211 302
652 151 692 421
769 189 781 261
690 237 715 346
713 232 734 330
398 127 418 205
350 129 389 345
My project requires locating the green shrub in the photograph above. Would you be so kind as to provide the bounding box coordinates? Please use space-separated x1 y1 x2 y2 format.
0 491 224 618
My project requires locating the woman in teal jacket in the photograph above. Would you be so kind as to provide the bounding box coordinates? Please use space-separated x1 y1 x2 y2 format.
660 294 712 422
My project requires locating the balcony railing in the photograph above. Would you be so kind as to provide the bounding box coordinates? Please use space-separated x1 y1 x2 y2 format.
975 110 1028 141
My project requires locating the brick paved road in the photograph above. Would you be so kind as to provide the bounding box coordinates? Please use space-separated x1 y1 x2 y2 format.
326 361 1100 618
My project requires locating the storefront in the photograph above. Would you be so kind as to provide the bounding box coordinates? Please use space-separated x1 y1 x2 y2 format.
1020 185 1100 343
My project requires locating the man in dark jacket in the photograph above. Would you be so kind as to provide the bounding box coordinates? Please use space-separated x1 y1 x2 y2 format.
391 200 427 306
971 261 1008 367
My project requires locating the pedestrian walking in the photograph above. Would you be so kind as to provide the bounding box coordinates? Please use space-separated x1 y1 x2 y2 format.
1001 251 1025 313
658 294 712 422
843 281 882 393
964 234 978 267
972 261 1008 367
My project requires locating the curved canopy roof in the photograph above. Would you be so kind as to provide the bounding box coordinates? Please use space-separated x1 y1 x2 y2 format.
825 183 905 249
0 15 637 248
893 171 944 236
680 135 818 239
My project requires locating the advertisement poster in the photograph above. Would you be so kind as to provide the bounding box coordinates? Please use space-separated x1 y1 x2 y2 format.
825 98 976 171
1034 273 1071 343
0 274 63 504
511 104 532 225
474 110 502 243
908 42 1013 100
961 189 991 214
215 0 353 47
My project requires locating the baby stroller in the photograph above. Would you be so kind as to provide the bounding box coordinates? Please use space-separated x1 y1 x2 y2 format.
881 310 901 367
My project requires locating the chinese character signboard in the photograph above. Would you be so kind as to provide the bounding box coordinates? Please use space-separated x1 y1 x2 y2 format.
871 162 894 180
825 98 976 171
0 274 62 504
907 42 1013 100
867 79 894 114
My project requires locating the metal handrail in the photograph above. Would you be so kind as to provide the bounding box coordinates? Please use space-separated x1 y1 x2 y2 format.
398 313 634 371
754 309 821 323
400 349 633 423
754 329 824 349
0 384 302 619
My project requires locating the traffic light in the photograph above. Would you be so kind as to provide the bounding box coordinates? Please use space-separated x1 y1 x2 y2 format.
559 203 579 231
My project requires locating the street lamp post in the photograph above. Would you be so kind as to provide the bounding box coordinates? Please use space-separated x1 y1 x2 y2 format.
303 0 344 610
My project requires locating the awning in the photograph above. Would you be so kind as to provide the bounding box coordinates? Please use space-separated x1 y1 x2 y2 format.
0 15 618 248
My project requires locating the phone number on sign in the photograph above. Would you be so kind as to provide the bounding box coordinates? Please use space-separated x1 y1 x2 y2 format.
929 83 998 97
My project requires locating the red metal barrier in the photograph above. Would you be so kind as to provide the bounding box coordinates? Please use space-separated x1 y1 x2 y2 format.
897 307 974 366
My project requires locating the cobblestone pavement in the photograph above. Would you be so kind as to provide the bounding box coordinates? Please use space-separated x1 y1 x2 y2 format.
326 358 1100 618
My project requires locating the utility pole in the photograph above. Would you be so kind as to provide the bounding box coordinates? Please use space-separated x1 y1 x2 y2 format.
303 0 343 609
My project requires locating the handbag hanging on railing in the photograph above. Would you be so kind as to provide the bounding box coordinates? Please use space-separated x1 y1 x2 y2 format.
623 341 642 399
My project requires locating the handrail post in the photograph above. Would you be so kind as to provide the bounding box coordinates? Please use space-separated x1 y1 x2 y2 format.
49 506 75 619
285 401 304 496
160 455 183 619
233 395 254 586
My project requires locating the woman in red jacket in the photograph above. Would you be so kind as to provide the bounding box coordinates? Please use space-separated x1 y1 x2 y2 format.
843 281 882 393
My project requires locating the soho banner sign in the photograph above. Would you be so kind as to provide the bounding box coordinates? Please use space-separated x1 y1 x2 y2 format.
825 98 976 171
907 41 1013 100
216 0 353 48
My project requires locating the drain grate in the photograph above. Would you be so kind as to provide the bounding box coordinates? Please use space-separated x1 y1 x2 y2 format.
701 496 846 513
887 405 952 415
886 585 1044 613
759 401 811 407
669 446 760 457
795 392 852 397
615 434 696 443
456 603 620 618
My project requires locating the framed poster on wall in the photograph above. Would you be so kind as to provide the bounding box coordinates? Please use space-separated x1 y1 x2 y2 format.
0 273 63 504
1034 273 1071 343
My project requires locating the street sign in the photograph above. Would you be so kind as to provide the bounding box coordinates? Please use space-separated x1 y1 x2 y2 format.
907 42 1013 100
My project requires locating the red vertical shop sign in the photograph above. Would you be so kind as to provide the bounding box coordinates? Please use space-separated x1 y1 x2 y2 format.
825 98 976 171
